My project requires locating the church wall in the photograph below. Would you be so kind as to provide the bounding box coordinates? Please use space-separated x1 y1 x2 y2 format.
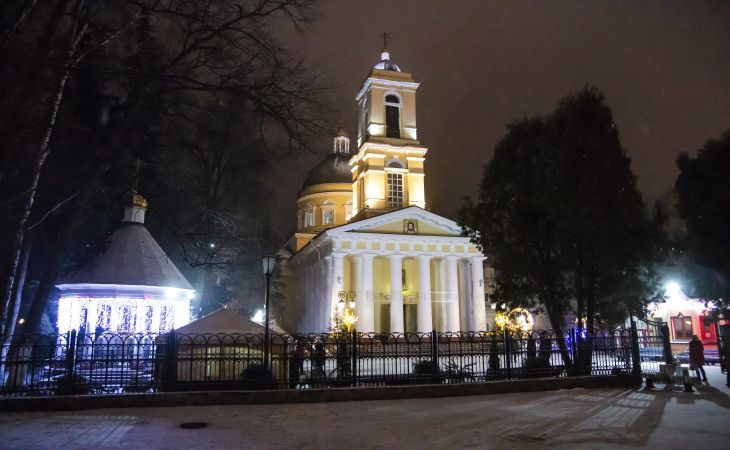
367 87 384 136
402 258 416 293
364 170 386 209
407 173 426 208
402 90 417 140
373 257 391 300
296 185 352 234
343 257 354 292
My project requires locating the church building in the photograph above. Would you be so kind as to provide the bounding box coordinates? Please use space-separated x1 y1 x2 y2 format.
281 47 489 334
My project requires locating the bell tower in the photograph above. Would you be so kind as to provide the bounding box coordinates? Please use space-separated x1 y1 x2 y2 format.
350 40 428 220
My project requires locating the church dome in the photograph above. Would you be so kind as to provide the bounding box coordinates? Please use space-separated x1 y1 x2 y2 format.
301 130 352 190
301 153 352 190
374 50 401 72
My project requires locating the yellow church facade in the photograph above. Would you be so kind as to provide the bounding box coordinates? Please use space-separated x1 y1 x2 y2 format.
282 48 488 334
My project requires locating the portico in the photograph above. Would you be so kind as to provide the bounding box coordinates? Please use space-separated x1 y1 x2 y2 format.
290 207 487 333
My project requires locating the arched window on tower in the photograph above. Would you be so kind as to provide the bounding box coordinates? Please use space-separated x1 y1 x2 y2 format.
304 204 315 228
385 158 406 209
321 201 335 225
385 94 401 138
344 200 353 221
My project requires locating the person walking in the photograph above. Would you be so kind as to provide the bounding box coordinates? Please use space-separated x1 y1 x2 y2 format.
689 335 708 382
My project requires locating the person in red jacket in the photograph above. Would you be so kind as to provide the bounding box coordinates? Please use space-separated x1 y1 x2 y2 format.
689 335 708 382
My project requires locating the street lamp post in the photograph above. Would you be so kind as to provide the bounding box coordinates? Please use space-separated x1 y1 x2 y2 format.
337 290 357 332
262 255 277 384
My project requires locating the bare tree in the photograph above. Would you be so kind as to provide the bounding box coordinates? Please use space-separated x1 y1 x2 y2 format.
1 0 327 336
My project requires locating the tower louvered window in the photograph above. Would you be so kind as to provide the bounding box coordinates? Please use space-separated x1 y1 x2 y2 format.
387 172 404 208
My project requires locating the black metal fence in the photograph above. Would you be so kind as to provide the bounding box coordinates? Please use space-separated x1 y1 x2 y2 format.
1 327 639 397
632 318 674 375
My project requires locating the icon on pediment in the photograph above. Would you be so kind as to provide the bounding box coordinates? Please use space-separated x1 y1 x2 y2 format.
404 220 418 234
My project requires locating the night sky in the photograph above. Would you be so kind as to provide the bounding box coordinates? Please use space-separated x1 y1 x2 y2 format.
273 1 730 235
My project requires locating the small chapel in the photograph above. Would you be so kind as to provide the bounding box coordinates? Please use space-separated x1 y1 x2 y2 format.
280 46 490 334
55 194 194 335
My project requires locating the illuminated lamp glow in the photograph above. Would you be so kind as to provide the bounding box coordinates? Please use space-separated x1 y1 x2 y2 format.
495 307 534 332
174 301 190 329
342 309 358 332
251 309 265 325
665 281 681 297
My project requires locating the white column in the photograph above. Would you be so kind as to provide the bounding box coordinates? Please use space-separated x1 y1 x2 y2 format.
389 254 405 334
331 253 345 327
151 305 161 333
361 254 375 332
446 256 461 332
301 264 310 332
308 262 318 332
316 255 337 333
353 255 364 332
135 299 146 333
70 300 81 332
470 257 487 331
458 260 471 331
304 264 313 332
437 258 448 332
109 302 120 332
417 255 433 333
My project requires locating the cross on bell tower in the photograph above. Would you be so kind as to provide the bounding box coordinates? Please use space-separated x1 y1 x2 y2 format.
379 32 389 50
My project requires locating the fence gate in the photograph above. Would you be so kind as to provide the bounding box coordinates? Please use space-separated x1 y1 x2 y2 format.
634 317 672 376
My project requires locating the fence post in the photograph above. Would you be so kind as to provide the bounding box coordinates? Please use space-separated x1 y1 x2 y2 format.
351 329 357 387
503 328 512 379
63 329 77 393
630 318 641 375
161 331 177 391
431 330 439 384
569 328 578 376
660 323 674 365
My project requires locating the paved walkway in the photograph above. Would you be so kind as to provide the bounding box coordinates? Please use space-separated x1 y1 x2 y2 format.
1 367 728 449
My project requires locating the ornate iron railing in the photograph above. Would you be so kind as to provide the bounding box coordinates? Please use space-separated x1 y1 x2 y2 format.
0 327 639 397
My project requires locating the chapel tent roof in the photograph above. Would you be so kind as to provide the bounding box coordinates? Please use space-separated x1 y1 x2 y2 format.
60 222 193 290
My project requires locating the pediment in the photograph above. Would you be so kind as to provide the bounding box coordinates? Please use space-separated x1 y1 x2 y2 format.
329 206 462 237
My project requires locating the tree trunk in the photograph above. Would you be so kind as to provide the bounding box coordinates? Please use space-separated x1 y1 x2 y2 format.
3 236 31 336
3 163 104 389
16 163 107 336
0 11 79 335
0 237 30 383
543 293 573 369
540 250 573 369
